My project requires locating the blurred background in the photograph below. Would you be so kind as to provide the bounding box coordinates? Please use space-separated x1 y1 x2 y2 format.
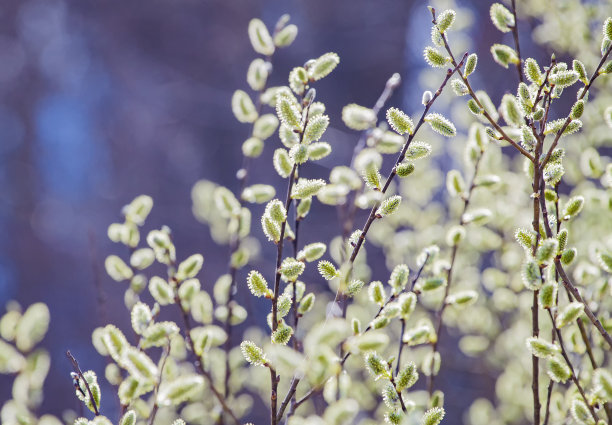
0 0 553 421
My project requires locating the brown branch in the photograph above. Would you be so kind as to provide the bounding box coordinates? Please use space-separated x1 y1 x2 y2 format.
509 0 524 84
66 350 100 416
148 339 171 425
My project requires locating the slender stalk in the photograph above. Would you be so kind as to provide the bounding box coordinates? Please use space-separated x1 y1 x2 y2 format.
395 318 406 377
348 55 467 266
148 340 171 425
509 0 524 84
428 151 485 395
66 350 100 416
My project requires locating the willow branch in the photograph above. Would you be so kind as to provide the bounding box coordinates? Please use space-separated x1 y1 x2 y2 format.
66 350 100 416
509 0 524 84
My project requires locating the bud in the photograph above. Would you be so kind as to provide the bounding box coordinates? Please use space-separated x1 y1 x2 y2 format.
241 340 267 366
276 95 302 131
423 46 449 68
436 9 456 33
491 44 518 68
396 162 415 177
303 115 330 143
549 70 579 88
308 52 340 81
464 53 478 76
561 196 585 220
526 337 560 358
594 368 612 400
547 356 571 383
522 260 541 290
242 137 264 158
524 58 543 84
556 302 584 328
377 195 402 217
262 216 281 243
544 118 582 136
274 24 298 48
298 293 315 314
425 113 456 137
318 260 338 280
405 141 432 160
604 17 612 40
292 178 326 199
105 255 133 282
297 242 327 262
451 78 469 96
446 290 478 306
307 142 332 161
253 114 279 141
247 58 269 91
279 257 305 281
561 248 577 265
232 90 258 123
422 407 445 425
271 323 293 345
248 19 275 56
467 99 483 115
501 94 523 127
176 254 204 281
422 90 434 105
446 170 466 197
247 271 271 298
342 104 376 130
490 3 514 33
273 148 294 178
573 60 588 84
539 281 557 309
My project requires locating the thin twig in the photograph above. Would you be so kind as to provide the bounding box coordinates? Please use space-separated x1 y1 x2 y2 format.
148 339 172 425
66 350 100 416
509 0 524 84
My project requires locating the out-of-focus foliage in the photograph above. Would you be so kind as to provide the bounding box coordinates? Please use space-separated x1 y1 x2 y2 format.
2 1 612 425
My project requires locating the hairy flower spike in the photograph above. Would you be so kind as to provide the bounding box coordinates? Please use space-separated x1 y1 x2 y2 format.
561 248 577 265
604 17 612 40
309 52 340 80
271 323 293 345
422 407 445 425
362 161 382 190
536 238 558 264
405 141 432 160
342 104 376 130
292 178 326 199
377 195 402 217
364 352 389 379
318 261 338 280
298 293 315 314
446 170 466 197
571 399 592 425
467 99 483 116
176 254 204 281
347 279 365 296
368 281 386 306
521 260 541 290
396 162 415 177
308 142 332 160
247 58 269 91
464 53 478 76
573 60 588 84
525 58 543 84
451 78 469 96
265 199 287 223
396 362 418 391
248 18 275 56
539 282 557 309
571 100 585 119
549 70 580 88
490 3 514 33
598 252 612 273
436 9 456 33
544 119 582 136
425 113 456 137
303 115 330 143
491 44 519 68
386 107 414 135
240 341 267 366
276 95 302 131
279 257 305 281
556 302 584 328
262 216 281 243
423 47 449 68
562 196 585 220
594 368 612 400
274 24 298 48
247 271 271 298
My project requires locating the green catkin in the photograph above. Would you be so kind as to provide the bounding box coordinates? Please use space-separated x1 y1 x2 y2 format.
490 3 514 33
491 44 518 68
425 113 456 137
436 9 456 33
423 47 449 68
464 53 477 76
386 107 414 135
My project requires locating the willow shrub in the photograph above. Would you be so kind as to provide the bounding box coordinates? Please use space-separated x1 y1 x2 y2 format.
3 2 612 425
